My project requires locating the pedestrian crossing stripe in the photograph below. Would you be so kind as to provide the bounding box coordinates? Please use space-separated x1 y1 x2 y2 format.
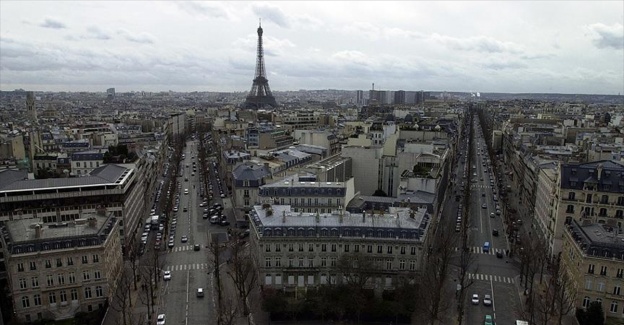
169 245 195 252
454 246 505 255
165 263 211 271
467 272 515 284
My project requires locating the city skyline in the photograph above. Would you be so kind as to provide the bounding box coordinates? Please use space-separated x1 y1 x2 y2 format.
1 1 623 95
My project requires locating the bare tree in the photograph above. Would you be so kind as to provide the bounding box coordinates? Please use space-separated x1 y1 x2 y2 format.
110 268 134 325
209 240 225 325
456 227 478 325
419 226 458 325
226 236 258 316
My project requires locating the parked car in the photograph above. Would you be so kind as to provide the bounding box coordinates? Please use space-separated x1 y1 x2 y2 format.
157 314 166 325
483 294 492 306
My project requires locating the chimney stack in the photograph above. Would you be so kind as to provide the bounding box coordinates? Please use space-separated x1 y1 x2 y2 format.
88 217 97 228
35 224 42 239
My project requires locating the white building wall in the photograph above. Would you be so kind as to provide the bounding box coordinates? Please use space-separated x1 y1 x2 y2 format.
341 146 381 196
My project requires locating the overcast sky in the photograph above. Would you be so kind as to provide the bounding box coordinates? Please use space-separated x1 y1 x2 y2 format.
1 1 623 94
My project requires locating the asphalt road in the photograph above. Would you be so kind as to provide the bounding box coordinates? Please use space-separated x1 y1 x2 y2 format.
156 139 237 325
462 118 523 325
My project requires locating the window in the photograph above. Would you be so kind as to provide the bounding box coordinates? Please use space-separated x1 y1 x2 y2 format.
46 275 54 287
377 245 383 253
33 294 41 306
331 244 336 252
29 261 37 271
45 260 51 268
321 244 327 252
288 243 294 252
330 257 337 267
367 245 372 253
57 274 65 285
83 271 90 281
617 268 624 278
275 244 281 252
84 287 92 299
265 244 270 252
17 263 24 272
31 277 39 288
56 258 62 267
19 278 27 289
585 279 592 290
22 296 30 308
59 290 67 302
49 292 56 304
70 289 78 301
298 243 304 252
95 286 103 297
614 286 621 296
568 192 575 200
599 208 607 216
67 257 73 266
321 257 327 267
566 205 574 213
354 245 360 253
81 256 88 264
582 296 590 308
298 258 303 267
387 246 393 254
265 258 271 268
275 258 281 267
600 266 607 276
308 243 314 252
288 258 293 267
386 260 392 270
68 273 76 284
400 246 406 254
610 301 618 313
588 264 595 274
94 271 101 279
409 260 416 271
92 255 99 263
308 258 314 267
344 244 349 252
597 282 605 292
399 260 406 270
410 247 416 255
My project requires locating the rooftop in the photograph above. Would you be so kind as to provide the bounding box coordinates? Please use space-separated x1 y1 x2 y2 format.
566 219 624 261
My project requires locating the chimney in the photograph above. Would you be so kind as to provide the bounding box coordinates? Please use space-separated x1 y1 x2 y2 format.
35 224 42 239
339 206 344 223
597 164 603 181
88 217 97 228
282 210 286 223
362 212 366 223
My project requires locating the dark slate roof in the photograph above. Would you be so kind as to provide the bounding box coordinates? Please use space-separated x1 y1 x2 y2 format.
560 160 624 193
71 152 104 160
0 164 131 192
232 163 271 181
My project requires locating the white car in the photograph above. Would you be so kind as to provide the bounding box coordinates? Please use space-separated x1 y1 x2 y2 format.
157 313 166 325
483 294 492 306
163 271 171 281
471 293 480 305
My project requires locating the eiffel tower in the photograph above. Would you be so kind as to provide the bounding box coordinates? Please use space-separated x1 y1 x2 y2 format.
244 21 278 109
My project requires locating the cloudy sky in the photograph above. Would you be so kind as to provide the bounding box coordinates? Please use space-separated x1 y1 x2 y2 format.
1 1 623 94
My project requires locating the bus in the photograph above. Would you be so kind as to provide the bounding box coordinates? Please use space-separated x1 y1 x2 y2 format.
483 242 491 253
150 215 159 229
516 321 529 325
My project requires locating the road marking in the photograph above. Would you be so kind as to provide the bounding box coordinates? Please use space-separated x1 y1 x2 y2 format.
467 272 515 284
185 269 190 325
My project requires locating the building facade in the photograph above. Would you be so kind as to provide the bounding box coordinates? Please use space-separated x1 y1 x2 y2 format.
249 205 430 293
1 213 122 322
561 219 624 321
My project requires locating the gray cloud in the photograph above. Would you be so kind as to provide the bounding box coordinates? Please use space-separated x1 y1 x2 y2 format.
117 29 156 44
252 3 290 28
39 17 66 29
588 23 624 49
176 2 231 20
431 34 523 54
84 26 112 40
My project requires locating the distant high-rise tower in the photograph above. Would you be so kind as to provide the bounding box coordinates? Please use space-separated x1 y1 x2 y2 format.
107 88 115 99
26 91 37 123
244 21 278 110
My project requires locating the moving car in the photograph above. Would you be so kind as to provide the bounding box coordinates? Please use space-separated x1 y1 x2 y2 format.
484 314 493 325
194 244 201 251
197 287 204 297
157 314 166 325
181 235 188 243
471 293 480 305
483 294 492 306
163 271 171 281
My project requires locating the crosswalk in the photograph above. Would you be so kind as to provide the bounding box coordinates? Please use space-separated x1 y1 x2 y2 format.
165 263 211 272
169 245 196 252
455 246 505 255
471 184 492 189
467 273 515 284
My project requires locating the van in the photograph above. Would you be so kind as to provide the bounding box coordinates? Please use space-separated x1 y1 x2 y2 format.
196 287 204 297
483 242 491 253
